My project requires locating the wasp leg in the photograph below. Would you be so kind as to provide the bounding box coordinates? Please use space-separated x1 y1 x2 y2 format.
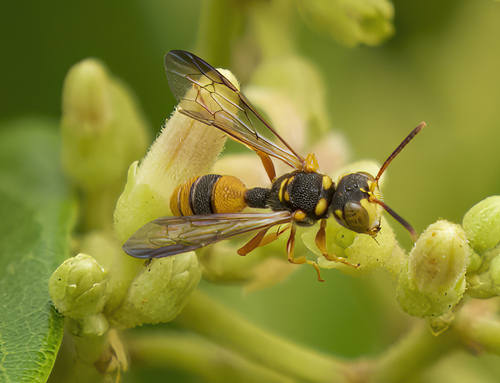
258 224 290 248
315 220 361 268
238 227 271 255
287 222 324 282
237 224 291 255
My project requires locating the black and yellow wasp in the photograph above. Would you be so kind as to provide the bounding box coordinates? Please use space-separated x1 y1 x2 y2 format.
123 50 424 281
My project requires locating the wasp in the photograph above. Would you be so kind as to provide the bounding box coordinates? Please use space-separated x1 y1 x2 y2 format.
123 50 425 281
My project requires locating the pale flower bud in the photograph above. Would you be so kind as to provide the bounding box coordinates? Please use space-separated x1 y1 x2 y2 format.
466 248 500 299
297 0 395 46
49 254 108 319
397 220 470 317
108 252 201 329
462 196 500 255
61 59 149 191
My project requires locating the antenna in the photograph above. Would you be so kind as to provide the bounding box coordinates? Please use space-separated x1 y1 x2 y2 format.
375 122 426 183
370 121 426 241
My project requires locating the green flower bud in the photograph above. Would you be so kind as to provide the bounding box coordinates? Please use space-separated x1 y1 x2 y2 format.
490 254 500 284
465 273 500 299
397 260 466 318
61 59 149 191
49 254 108 319
108 252 202 329
302 215 401 277
462 196 500 255
466 248 500 299
409 221 469 294
297 0 395 46
466 250 483 274
397 220 469 317
332 218 397 276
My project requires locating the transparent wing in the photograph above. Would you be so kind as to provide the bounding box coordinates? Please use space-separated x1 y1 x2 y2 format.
165 50 305 170
123 211 293 259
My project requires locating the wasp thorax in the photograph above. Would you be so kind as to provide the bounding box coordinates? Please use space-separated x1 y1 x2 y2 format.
330 172 382 235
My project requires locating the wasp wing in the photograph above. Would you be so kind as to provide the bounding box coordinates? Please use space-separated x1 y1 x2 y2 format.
123 211 293 259
165 50 305 170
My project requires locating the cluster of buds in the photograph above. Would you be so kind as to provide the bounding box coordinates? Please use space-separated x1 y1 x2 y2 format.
463 196 500 298
394 196 500 332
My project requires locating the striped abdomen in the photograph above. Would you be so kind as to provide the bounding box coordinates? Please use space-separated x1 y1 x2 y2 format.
170 174 271 216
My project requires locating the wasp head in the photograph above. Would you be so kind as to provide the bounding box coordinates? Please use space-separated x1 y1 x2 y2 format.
330 172 382 236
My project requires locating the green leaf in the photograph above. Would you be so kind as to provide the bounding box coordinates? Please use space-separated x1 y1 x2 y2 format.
0 118 77 383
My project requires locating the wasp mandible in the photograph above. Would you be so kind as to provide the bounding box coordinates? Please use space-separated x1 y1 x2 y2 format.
123 50 425 281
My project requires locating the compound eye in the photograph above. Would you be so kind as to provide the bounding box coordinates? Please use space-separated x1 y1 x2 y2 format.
343 201 370 234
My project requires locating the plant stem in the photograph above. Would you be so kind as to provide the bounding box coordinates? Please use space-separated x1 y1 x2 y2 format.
173 289 349 382
145 290 500 382
454 298 500 355
127 332 294 382
370 322 461 383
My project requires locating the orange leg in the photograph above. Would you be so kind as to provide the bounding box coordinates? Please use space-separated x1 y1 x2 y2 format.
238 227 271 255
315 220 360 268
258 224 290 248
287 222 324 282
237 225 291 256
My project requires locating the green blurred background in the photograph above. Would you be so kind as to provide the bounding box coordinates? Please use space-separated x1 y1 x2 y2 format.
2 0 500 381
